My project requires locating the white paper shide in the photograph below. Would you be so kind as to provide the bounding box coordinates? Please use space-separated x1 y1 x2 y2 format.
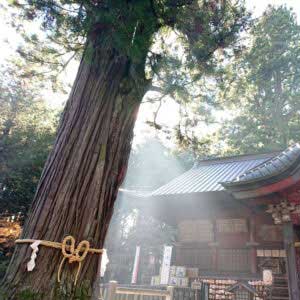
27 240 41 272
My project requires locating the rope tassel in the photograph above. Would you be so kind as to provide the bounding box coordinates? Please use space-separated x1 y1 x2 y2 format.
58 236 90 285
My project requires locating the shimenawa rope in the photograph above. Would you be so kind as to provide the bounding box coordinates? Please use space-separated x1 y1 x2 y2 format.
15 235 103 285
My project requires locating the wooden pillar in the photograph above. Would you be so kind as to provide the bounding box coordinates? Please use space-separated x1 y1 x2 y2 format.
211 220 218 272
249 217 258 274
166 286 174 300
211 246 218 272
107 281 118 300
250 248 257 274
283 222 300 300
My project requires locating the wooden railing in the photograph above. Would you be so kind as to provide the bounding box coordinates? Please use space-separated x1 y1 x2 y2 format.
103 281 174 300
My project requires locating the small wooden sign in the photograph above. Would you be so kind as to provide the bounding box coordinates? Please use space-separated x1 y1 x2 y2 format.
191 281 202 290
263 269 273 285
160 246 173 285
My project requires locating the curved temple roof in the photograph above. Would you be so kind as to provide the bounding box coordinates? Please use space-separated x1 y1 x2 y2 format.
150 152 277 196
223 144 300 185
221 143 300 199
119 144 300 200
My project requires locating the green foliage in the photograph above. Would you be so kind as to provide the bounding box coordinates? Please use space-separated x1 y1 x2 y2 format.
8 0 249 91
219 5 300 154
173 5 300 158
0 63 59 215
5 0 251 164
16 290 42 300
0 259 9 280
176 0 249 74
0 288 42 300
0 282 92 300
0 289 8 300
52 280 92 300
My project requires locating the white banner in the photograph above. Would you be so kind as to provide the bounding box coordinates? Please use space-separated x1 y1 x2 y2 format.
160 245 173 285
263 269 273 285
131 246 141 284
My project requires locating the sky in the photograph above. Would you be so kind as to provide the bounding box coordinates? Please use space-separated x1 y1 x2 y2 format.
247 0 300 18
0 0 300 145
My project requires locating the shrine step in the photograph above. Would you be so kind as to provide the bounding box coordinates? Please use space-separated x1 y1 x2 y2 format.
267 275 289 300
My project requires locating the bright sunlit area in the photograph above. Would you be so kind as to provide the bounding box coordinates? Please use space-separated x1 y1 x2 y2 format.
0 1 300 299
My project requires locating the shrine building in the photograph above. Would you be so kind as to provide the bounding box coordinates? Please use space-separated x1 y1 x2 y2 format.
120 144 300 300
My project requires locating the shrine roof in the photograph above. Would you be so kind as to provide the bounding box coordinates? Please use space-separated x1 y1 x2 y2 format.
222 143 300 187
150 152 277 196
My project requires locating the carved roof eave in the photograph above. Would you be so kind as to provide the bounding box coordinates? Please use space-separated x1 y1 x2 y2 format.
221 144 300 199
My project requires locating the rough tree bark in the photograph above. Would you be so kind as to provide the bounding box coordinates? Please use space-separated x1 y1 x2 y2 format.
2 33 149 299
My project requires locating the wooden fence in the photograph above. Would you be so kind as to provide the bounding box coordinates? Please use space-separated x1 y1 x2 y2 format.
101 281 204 300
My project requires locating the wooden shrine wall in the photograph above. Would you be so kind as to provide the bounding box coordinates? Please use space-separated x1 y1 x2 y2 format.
175 217 284 275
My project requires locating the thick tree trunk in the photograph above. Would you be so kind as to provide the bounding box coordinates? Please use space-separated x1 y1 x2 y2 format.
2 37 148 299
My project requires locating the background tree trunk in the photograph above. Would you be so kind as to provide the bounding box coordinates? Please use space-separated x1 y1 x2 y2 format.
2 36 148 299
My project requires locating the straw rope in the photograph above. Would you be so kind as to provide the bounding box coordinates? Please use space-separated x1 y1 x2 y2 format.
16 235 103 285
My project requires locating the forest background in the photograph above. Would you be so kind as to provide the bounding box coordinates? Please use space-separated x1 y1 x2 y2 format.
0 0 300 284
